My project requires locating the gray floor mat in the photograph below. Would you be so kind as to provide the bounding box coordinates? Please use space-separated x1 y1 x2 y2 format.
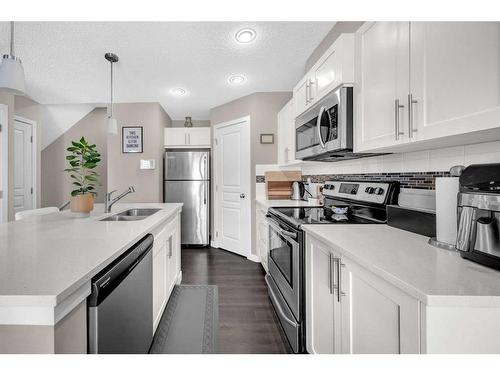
149 285 218 354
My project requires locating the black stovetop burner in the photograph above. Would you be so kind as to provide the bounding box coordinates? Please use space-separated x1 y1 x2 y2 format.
268 205 385 230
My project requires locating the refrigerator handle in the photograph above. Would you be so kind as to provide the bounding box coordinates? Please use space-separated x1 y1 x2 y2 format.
204 181 207 205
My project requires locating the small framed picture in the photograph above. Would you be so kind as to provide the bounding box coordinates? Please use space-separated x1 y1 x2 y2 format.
260 133 274 144
122 126 143 153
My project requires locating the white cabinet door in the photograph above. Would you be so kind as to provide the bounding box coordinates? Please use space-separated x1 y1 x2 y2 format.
293 77 311 117
355 22 410 152
313 34 355 101
166 214 181 291
277 99 296 165
152 241 168 331
340 257 420 354
164 128 187 147
187 128 211 147
410 22 500 141
305 235 341 354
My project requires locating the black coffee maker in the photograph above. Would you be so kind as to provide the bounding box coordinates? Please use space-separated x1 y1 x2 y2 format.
456 163 500 270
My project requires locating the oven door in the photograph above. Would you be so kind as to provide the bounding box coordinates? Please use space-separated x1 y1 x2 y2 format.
267 216 301 320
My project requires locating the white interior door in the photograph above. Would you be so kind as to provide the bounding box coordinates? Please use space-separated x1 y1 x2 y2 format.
13 119 33 214
214 117 251 257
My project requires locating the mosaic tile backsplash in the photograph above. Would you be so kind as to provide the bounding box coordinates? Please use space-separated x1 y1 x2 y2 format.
255 171 452 190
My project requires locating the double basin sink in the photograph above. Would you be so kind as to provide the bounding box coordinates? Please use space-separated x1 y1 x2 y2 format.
100 208 161 222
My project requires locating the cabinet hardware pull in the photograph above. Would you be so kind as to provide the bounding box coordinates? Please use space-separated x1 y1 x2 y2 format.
329 253 334 294
336 258 345 302
308 79 315 103
305 81 310 104
408 94 418 138
168 236 173 258
394 99 405 140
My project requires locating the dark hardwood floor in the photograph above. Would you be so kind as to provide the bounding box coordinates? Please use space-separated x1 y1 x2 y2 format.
181 247 291 354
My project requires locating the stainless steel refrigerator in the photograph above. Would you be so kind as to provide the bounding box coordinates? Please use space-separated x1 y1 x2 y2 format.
164 150 210 245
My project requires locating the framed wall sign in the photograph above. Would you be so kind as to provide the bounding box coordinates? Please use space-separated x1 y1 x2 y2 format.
260 133 274 144
122 126 143 153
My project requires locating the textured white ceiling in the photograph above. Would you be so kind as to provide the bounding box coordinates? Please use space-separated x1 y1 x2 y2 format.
0 22 334 119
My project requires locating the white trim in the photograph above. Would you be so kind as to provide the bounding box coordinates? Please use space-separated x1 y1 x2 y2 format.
247 254 260 263
14 116 38 210
212 116 252 255
0 282 91 326
0 104 8 223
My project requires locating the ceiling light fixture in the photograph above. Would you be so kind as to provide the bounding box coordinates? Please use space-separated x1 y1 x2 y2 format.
170 87 187 97
0 21 26 95
228 74 247 86
105 52 119 135
235 28 256 43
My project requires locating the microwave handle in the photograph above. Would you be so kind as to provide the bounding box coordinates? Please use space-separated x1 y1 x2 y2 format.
316 106 330 149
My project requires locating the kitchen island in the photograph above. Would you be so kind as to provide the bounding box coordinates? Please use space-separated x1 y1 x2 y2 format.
0 203 182 353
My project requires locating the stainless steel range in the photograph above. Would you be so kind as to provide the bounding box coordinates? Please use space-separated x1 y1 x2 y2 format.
265 179 399 353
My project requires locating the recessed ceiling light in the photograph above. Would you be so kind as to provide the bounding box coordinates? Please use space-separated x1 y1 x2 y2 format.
228 74 247 86
170 87 187 96
235 28 256 43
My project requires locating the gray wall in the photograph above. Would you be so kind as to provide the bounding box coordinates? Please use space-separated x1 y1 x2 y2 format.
41 108 108 207
41 103 171 207
210 91 292 256
107 102 171 204
305 21 364 72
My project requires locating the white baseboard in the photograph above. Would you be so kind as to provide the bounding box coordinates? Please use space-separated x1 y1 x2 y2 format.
210 240 218 248
247 254 261 263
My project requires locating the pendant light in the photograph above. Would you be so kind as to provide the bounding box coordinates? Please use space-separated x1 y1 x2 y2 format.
105 52 119 135
0 21 26 95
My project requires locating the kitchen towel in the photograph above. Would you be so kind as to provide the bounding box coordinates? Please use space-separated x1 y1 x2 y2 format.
435 177 459 245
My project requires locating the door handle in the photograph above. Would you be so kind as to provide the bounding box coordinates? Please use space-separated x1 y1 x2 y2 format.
408 94 418 139
240 193 245 199
394 99 405 140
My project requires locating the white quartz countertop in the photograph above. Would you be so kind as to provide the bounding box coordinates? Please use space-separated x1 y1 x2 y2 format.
256 198 322 209
302 224 500 307
0 203 182 308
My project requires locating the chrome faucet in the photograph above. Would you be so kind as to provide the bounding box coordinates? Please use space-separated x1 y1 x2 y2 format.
104 186 136 213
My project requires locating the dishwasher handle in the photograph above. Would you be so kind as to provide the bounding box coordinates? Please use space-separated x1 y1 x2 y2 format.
88 234 154 306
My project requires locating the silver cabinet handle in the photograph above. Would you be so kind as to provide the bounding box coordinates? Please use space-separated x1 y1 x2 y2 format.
168 236 173 258
408 94 418 138
394 99 405 140
308 79 315 103
305 81 310 104
329 253 338 295
336 258 346 302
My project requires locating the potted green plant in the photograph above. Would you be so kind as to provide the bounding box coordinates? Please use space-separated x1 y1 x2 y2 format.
65 137 101 214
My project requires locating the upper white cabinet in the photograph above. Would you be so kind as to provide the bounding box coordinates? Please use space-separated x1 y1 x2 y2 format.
277 99 297 165
355 22 410 151
410 22 500 141
164 127 211 148
355 22 500 153
293 34 355 117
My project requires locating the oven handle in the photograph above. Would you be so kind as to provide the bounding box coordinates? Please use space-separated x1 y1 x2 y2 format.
264 274 298 328
266 216 298 240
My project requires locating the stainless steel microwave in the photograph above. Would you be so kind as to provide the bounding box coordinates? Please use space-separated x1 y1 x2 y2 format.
295 86 354 161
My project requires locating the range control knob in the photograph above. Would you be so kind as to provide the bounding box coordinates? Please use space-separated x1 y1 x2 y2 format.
365 187 375 194
374 187 385 195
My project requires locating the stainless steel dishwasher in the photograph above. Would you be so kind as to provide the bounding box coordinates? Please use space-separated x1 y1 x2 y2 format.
88 234 153 354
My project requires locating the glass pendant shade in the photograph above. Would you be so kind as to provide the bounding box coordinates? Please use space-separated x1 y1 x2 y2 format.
0 22 26 96
107 116 118 135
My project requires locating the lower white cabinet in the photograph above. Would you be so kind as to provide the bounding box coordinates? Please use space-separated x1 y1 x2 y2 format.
306 234 420 354
152 213 181 332
256 204 269 271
